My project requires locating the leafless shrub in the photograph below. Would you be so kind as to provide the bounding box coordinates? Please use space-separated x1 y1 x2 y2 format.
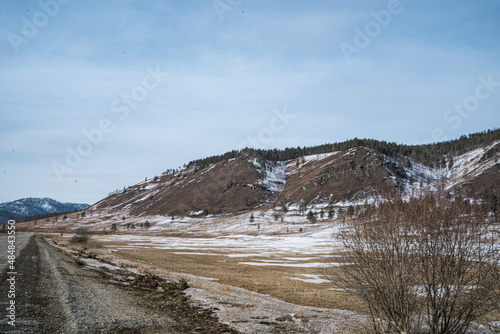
330 198 423 333
70 227 91 244
174 277 189 291
415 194 497 334
330 192 499 334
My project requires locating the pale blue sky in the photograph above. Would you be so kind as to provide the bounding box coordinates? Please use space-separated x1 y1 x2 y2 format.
1 0 499 204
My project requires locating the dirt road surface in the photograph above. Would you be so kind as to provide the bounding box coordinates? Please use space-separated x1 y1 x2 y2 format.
0 233 32 275
0 234 237 333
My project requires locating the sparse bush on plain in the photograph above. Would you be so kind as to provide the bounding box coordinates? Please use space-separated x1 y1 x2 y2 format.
70 227 91 244
330 192 499 334
174 277 189 291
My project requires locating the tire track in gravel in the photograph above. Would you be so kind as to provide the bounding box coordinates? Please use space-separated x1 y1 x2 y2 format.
0 235 238 333
0 234 67 333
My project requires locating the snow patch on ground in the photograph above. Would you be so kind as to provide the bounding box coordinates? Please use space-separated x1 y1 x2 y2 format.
303 152 340 162
489 321 500 329
134 193 153 203
331 197 376 207
200 164 216 175
188 210 205 216
94 224 342 258
288 274 330 284
239 262 332 268
81 258 124 271
285 152 340 175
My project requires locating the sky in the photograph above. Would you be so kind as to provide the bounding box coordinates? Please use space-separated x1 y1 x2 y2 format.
1 0 499 205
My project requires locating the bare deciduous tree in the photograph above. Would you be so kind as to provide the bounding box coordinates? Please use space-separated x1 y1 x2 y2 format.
330 198 423 333
330 193 499 334
415 195 497 334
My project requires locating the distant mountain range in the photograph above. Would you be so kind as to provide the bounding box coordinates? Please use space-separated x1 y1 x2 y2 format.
0 198 89 224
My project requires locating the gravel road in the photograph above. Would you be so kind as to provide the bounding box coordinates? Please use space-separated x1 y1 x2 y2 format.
0 233 32 275
0 234 237 333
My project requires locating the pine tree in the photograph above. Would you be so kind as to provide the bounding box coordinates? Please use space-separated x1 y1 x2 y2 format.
347 206 354 216
307 210 317 223
337 208 344 217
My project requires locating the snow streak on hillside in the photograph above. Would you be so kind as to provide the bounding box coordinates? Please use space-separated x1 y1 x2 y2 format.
252 159 287 192
445 141 500 190
286 152 340 175
402 141 500 194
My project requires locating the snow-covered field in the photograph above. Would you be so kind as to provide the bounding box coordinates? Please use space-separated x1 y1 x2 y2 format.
63 220 367 334
94 222 343 276
60 214 498 334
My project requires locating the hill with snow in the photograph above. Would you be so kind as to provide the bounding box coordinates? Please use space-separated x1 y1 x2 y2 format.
87 140 500 219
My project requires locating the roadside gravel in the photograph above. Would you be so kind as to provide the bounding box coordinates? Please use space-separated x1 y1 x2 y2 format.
0 235 237 333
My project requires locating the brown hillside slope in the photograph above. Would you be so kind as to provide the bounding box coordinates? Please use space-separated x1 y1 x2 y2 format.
89 143 500 218
459 164 500 198
91 147 401 217
92 156 271 216
450 141 500 198
277 147 396 207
